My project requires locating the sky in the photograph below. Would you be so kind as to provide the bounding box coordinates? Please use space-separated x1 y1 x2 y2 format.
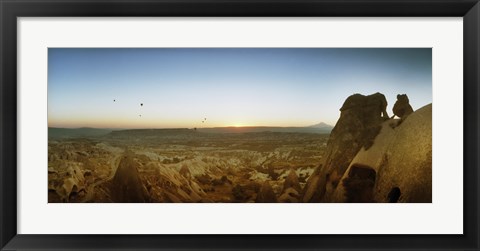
48 48 432 129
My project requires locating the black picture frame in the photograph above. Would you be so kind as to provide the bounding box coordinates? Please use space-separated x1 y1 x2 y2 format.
1 0 478 250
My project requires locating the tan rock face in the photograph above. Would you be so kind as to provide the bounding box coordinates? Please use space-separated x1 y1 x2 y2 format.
303 93 388 202
374 104 432 202
53 164 87 202
179 165 192 179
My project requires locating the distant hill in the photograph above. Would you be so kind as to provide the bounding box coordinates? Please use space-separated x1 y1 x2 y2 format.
107 128 195 138
48 127 113 139
197 126 331 134
308 122 334 130
49 125 332 140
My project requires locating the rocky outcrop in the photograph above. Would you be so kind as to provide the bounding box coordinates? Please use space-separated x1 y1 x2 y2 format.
375 104 432 202
303 92 389 202
391 94 414 119
111 153 148 202
179 165 192 179
278 170 302 202
302 166 325 202
54 164 87 202
282 169 301 193
278 188 301 203
255 181 277 203
330 104 432 203
144 162 206 203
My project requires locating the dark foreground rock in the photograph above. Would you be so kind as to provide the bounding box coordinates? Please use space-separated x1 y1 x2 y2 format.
255 181 278 203
111 153 148 202
303 92 389 202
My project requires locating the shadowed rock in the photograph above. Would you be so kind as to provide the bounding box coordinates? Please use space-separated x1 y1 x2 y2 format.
255 181 277 203
111 153 148 203
340 92 389 119
391 94 414 119
283 169 301 193
341 164 376 203
278 188 301 203
303 92 388 202
302 166 325 202
387 187 401 203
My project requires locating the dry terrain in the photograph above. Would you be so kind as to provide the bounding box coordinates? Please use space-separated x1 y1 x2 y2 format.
48 129 329 203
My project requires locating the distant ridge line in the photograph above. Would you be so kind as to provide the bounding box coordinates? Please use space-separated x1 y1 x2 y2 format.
49 125 332 139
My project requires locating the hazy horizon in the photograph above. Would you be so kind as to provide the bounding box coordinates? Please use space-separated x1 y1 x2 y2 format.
48 48 432 128
48 122 333 130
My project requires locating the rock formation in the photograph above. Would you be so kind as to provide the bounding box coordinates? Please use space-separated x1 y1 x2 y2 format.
179 165 192 179
330 103 432 202
282 169 301 193
255 181 278 203
54 164 87 202
145 162 206 203
302 166 325 202
375 103 431 202
391 94 414 119
278 188 301 203
278 169 302 202
111 152 148 202
303 92 389 202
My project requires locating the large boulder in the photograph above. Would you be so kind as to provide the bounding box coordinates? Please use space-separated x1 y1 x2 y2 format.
303 92 388 202
374 104 432 202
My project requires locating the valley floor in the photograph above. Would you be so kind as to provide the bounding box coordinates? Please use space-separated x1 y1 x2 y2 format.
48 131 329 203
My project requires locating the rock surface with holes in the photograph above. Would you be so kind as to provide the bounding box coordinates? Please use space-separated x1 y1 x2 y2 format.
374 104 432 202
331 104 432 202
303 92 389 202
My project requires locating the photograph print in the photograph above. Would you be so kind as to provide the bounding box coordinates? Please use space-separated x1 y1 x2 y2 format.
48 48 432 203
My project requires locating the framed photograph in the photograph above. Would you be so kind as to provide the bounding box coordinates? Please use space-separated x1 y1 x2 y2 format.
1 0 478 250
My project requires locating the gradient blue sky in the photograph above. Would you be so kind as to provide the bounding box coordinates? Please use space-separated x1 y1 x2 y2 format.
48 48 432 129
